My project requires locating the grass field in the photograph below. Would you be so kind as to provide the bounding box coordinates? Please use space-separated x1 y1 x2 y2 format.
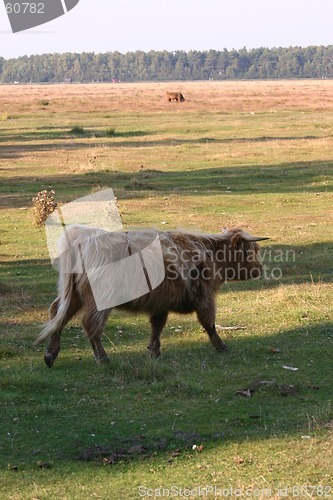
0 80 332 499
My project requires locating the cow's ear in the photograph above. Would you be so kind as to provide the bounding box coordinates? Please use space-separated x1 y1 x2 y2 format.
231 233 244 251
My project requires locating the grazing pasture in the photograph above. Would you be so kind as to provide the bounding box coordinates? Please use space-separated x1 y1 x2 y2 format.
0 81 332 498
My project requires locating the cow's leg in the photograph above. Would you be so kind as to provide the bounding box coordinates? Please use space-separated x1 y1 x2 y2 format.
45 289 82 368
195 299 228 352
148 312 168 358
81 307 111 364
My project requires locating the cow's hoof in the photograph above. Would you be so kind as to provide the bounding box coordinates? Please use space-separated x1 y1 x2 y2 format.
212 339 229 352
150 350 161 359
147 345 161 358
95 355 110 364
44 353 55 368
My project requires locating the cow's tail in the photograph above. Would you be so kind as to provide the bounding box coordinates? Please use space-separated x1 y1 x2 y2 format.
34 269 73 346
34 226 81 346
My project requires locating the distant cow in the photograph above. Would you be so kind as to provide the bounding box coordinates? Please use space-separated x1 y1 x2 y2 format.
166 91 185 102
35 225 268 367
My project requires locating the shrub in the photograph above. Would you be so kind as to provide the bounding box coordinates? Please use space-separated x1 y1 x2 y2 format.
106 127 116 136
70 125 85 134
39 100 49 106
32 189 57 226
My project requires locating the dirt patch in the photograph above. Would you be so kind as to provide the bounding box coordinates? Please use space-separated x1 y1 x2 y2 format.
76 431 223 465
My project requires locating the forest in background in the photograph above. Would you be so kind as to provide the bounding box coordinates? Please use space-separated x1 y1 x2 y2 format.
1 46 333 83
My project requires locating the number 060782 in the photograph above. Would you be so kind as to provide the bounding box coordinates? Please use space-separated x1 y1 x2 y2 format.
5 3 45 14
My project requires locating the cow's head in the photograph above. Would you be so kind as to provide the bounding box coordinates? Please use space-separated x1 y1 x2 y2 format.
224 229 269 281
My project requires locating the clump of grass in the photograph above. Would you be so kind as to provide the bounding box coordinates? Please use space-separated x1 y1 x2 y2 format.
0 281 11 295
1 113 9 121
39 99 49 106
0 347 15 360
32 189 57 226
106 127 116 136
70 125 85 135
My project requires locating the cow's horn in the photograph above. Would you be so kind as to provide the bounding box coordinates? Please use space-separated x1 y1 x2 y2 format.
247 236 270 242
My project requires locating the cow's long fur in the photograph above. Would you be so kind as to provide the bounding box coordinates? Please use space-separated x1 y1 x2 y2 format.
166 91 185 102
36 225 264 367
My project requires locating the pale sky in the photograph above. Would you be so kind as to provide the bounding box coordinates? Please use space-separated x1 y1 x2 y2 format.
1 0 333 59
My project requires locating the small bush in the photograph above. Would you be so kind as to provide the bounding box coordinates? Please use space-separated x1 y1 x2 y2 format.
32 189 57 226
70 125 85 135
1 113 9 121
106 128 116 136
39 100 49 106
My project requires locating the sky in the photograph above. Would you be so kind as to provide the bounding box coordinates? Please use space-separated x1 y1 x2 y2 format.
1 0 333 59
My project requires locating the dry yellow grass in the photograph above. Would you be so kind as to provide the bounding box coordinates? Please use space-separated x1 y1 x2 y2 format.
2 79 333 113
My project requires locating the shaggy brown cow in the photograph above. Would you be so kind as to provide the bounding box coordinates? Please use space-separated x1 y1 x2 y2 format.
166 91 185 102
35 226 268 367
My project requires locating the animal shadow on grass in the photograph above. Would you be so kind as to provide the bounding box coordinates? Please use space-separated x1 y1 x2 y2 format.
69 321 332 465
2 161 332 201
2 321 330 468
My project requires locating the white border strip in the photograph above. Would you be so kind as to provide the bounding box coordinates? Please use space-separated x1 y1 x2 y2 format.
60 0 68 13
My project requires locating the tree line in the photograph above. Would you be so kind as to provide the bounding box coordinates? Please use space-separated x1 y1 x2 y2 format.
1 46 333 83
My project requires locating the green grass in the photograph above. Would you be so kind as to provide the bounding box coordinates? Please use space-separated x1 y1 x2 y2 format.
69 125 85 135
0 82 332 499
105 127 116 137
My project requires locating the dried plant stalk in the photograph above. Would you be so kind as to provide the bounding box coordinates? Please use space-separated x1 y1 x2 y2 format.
32 189 57 226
